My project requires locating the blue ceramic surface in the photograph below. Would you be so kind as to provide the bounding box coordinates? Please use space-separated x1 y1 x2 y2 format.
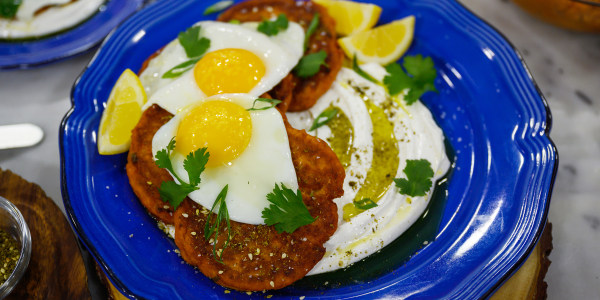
0 0 145 69
60 0 557 298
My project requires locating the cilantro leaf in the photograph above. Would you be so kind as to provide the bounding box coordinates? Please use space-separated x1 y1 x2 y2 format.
262 184 316 234
154 138 210 209
203 0 233 15
383 62 412 96
383 54 438 105
158 181 197 209
310 107 338 131
247 97 282 111
0 0 21 19
294 50 328 78
163 26 210 79
178 26 211 58
353 54 379 84
183 147 209 186
204 185 231 263
162 58 200 79
304 13 320 50
154 138 176 171
353 198 378 210
394 159 434 197
257 14 289 36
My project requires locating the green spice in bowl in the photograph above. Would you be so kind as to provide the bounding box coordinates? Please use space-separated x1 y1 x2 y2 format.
0 196 31 298
0 229 21 284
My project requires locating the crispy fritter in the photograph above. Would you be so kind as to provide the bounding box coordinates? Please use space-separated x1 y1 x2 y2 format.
126 104 175 224
127 103 345 290
218 0 344 112
174 120 344 291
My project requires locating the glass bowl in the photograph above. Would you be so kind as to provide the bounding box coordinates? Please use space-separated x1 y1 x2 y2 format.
0 196 32 298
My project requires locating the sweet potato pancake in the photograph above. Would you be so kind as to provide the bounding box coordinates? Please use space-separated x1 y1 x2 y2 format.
126 104 175 224
218 0 344 112
174 119 344 291
127 103 344 290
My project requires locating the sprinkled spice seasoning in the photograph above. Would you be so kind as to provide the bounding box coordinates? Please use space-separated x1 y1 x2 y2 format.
0 229 20 285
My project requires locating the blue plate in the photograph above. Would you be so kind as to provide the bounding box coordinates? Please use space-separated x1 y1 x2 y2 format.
0 0 145 69
60 0 557 298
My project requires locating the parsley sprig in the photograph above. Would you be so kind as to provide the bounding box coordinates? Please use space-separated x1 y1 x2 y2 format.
294 50 328 78
162 26 211 79
247 97 282 111
262 184 316 234
383 54 437 105
310 107 338 131
154 138 210 209
0 0 21 19
394 159 434 197
204 185 231 263
257 14 289 36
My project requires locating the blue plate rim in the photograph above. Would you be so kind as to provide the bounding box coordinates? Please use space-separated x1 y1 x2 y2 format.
455 5 558 297
59 0 559 298
0 0 147 70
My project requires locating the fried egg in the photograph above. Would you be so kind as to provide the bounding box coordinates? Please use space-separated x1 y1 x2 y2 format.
287 63 451 274
0 0 104 39
140 20 305 114
152 93 298 225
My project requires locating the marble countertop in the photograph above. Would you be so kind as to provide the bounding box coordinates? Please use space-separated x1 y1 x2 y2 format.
0 0 598 298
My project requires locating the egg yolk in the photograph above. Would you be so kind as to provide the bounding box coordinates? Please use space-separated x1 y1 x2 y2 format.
176 100 252 167
194 48 266 96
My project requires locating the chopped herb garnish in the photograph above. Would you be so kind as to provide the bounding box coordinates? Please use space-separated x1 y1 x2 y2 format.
304 13 320 50
294 50 328 78
352 54 379 84
162 58 200 79
204 185 231 263
203 0 233 15
229 19 241 25
0 0 22 19
257 14 289 36
262 183 316 234
310 107 338 131
247 97 282 111
154 138 210 209
178 26 211 58
393 159 434 197
162 26 210 79
383 54 437 105
353 198 378 210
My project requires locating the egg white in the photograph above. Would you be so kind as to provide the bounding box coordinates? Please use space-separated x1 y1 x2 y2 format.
140 20 305 114
152 93 299 225
287 64 451 274
0 0 104 39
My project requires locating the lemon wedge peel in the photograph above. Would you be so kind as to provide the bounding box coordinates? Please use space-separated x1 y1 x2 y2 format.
97 68 147 155
313 0 382 36
338 15 416 65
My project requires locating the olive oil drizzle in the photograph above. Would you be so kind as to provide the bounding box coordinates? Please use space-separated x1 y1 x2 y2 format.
335 83 400 221
325 105 354 168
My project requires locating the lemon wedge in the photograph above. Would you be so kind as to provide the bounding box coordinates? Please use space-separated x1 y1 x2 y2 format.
338 16 415 65
313 0 382 36
97 69 146 155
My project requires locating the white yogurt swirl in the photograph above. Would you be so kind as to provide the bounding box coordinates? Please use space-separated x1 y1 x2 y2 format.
287 63 450 274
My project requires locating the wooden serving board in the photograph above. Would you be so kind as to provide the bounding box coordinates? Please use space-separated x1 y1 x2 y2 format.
0 169 91 300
